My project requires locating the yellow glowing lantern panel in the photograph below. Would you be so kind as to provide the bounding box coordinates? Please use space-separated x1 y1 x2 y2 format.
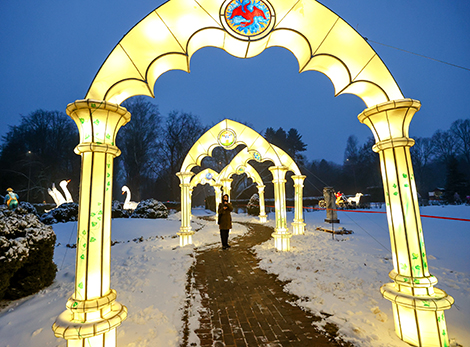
85 0 403 108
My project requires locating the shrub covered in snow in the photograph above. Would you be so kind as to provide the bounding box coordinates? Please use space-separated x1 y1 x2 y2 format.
40 202 78 225
131 198 169 219
247 193 260 216
0 205 57 300
112 200 132 219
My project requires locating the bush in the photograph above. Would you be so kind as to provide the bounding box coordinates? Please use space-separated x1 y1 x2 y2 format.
40 202 78 225
0 205 57 300
247 194 260 216
131 199 169 219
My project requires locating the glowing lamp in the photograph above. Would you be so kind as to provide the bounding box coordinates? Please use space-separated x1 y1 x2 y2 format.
359 99 454 347
53 99 129 346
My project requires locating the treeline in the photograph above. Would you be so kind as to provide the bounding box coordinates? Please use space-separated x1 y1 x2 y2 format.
1 97 468 205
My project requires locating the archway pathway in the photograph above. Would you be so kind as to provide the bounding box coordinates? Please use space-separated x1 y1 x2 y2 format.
182 220 352 347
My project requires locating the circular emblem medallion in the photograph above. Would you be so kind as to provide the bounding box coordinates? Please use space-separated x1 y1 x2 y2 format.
221 0 275 40
205 172 213 180
218 129 237 148
237 166 246 174
252 151 262 161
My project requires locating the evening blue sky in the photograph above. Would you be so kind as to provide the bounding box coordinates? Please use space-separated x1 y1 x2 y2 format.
1 1 469 163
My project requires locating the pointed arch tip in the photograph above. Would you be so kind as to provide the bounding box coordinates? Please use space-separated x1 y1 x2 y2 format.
84 0 405 109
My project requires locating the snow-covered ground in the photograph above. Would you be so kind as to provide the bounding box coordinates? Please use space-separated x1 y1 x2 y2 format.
0 208 249 347
0 205 468 346
254 205 470 347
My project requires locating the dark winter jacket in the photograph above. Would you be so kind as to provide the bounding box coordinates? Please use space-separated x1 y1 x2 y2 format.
218 202 233 230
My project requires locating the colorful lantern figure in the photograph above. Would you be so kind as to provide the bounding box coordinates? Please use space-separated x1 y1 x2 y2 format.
4 188 19 210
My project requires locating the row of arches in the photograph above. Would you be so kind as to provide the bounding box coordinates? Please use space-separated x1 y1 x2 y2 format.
52 1 454 346
177 119 306 250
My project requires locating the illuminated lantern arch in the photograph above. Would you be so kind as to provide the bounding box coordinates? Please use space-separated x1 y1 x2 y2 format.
218 147 305 231
54 1 454 346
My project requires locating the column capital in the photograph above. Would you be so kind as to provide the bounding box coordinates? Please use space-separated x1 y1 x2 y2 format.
358 99 420 151
269 166 288 182
177 171 195 184
67 99 131 152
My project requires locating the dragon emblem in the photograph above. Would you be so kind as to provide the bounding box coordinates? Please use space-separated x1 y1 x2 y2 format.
225 0 271 36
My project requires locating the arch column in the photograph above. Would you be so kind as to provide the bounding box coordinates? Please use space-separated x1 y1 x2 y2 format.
257 185 267 223
291 175 306 235
221 178 233 198
269 166 291 251
359 99 454 347
177 172 195 246
213 183 223 223
52 100 129 347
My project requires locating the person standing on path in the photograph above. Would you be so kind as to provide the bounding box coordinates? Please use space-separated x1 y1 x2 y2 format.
218 194 233 250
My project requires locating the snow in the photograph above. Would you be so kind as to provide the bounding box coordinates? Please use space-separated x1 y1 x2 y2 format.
254 205 470 347
0 206 468 346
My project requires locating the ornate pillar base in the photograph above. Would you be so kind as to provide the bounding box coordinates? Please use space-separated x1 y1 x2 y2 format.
380 272 454 347
53 289 127 346
291 220 306 235
177 228 194 247
259 213 267 223
272 228 292 251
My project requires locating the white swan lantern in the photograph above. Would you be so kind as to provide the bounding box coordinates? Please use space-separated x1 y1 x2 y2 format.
48 180 73 207
121 185 139 210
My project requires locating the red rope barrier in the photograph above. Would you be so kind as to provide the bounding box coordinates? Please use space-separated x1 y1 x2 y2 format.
249 204 470 222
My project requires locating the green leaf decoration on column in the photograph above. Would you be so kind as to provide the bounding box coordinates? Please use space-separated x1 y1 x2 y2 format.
422 300 430 307
393 184 397 188
82 230 86 235
412 253 418 260
91 222 97 227
72 301 78 308
80 254 85 260
107 164 110 168
107 173 110 178
90 237 96 242
78 282 83 289
413 278 420 284
400 263 407 271
393 192 398 196
93 119 100 125
90 212 96 217
79 118 85 124
82 243 87 248
106 134 111 140
402 173 408 178
404 184 409 188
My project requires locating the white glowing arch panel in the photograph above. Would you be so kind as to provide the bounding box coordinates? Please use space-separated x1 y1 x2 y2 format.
86 0 403 108
190 168 220 189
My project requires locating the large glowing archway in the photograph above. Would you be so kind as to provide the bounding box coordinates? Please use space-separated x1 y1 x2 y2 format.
187 165 267 223
218 146 305 232
54 1 454 346
177 119 304 250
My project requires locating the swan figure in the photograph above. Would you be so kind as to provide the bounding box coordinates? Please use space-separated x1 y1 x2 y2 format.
122 185 139 210
48 180 73 207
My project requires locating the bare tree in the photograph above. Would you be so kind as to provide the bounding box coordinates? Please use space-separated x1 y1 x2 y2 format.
450 119 470 165
157 111 206 200
431 129 460 164
118 97 161 200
